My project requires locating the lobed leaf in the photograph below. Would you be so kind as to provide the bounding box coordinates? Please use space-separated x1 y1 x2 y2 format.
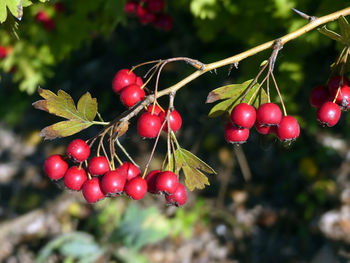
38 120 93 140
77 92 98 121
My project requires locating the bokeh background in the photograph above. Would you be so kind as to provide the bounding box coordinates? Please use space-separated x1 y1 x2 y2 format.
1 0 350 262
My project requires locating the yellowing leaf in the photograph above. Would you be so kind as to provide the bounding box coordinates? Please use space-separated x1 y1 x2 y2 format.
183 166 210 191
39 120 93 140
77 92 98 121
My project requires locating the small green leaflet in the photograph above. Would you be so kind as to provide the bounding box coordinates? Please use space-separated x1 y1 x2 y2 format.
206 79 268 118
168 147 216 191
32 88 98 140
0 0 32 23
318 16 350 46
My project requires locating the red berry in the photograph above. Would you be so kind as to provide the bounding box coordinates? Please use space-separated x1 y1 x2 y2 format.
139 10 155 24
66 139 90 162
120 84 146 107
82 178 105 203
256 103 282 126
328 75 350 93
64 166 87 191
43 154 68 180
0 46 9 59
88 156 110 176
276 116 300 141
331 85 350 108
116 162 141 181
153 14 173 31
43 19 55 31
165 183 187 206
255 123 276 135
53 2 65 13
155 171 179 195
136 76 143 86
230 103 256 128
224 123 249 144
159 109 182 132
136 4 147 17
124 177 148 200
137 112 162 138
147 104 163 115
101 170 126 196
147 0 165 13
112 69 137 94
124 1 138 14
145 170 161 194
309 85 329 108
35 10 49 22
317 102 341 127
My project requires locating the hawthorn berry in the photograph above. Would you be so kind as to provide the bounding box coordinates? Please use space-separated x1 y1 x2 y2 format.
101 170 126 196
116 162 141 181
145 170 161 194
317 102 341 127
35 10 49 23
120 84 146 107
309 85 329 108
112 69 137 94
230 103 256 128
0 46 9 59
331 85 350 108
124 177 148 200
255 123 276 135
124 1 138 14
137 112 162 138
82 178 105 203
276 116 300 141
88 156 110 176
154 14 173 31
224 123 249 144
159 109 182 132
139 10 155 25
256 103 282 126
165 183 187 206
328 75 350 93
147 104 163 115
155 171 179 195
147 0 165 13
66 139 90 162
136 76 143 86
43 154 68 180
64 166 87 191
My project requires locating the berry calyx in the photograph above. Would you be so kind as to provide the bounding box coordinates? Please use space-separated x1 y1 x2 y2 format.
82 178 105 203
116 162 141 181
43 154 68 180
112 69 137 94
88 156 110 176
155 171 179 195
309 85 329 108
101 170 126 196
145 170 161 194
230 103 256 128
276 116 300 141
331 85 350 108
120 84 146 107
255 123 276 135
147 104 163 115
159 109 182 132
224 123 249 144
137 112 162 138
124 177 148 200
256 103 282 126
328 75 350 93
64 166 87 191
66 139 90 162
165 183 187 206
317 102 341 127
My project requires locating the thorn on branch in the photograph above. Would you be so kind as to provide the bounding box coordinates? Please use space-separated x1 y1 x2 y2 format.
292 8 317 22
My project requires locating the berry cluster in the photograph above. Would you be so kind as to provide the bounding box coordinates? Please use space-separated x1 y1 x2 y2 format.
43 139 187 206
225 102 300 144
124 0 173 31
35 3 65 31
310 75 350 127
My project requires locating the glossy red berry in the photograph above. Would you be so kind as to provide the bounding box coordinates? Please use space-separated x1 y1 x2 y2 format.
328 75 350 93
145 170 161 194
82 178 105 203
317 102 341 127
66 139 90 162
224 123 249 144
255 123 276 135
230 103 256 128
124 1 138 14
147 104 163 115
43 154 68 180
137 112 162 138
124 177 148 200
64 166 87 191
101 170 126 196
120 84 146 107
112 69 137 94
159 109 182 132
165 183 187 206
309 85 329 108
136 76 143 86
154 14 173 31
276 116 300 141
147 0 165 13
331 85 350 108
116 162 141 181
256 103 282 126
88 156 110 176
155 171 179 195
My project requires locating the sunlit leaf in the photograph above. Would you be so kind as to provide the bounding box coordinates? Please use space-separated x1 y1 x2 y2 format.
318 26 343 43
38 120 93 140
183 165 210 191
77 92 98 121
0 0 31 23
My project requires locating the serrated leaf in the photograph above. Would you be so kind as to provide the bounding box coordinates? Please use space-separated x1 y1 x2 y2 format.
318 26 343 42
338 16 350 40
180 148 216 174
77 92 97 121
183 165 210 191
39 120 93 140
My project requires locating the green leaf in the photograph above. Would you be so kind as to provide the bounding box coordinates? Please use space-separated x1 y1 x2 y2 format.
318 26 343 42
206 80 254 103
77 92 98 121
0 0 30 23
338 16 350 40
38 120 94 140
